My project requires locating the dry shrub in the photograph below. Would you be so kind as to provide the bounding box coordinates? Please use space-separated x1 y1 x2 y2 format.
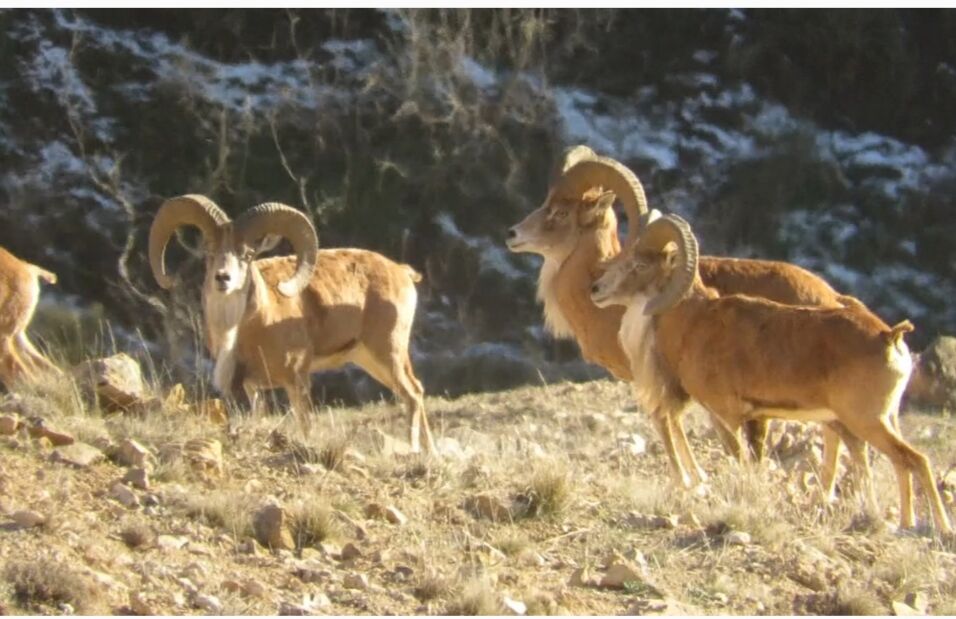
289 498 338 548
181 490 255 539
517 465 571 518
4 559 98 613
413 571 452 602
445 577 503 616
120 522 156 549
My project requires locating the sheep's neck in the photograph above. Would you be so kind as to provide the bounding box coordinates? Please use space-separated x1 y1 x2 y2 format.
551 222 632 380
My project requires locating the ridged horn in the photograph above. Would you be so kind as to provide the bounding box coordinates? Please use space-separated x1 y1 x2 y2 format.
552 151 648 247
149 194 229 289
640 214 698 316
235 202 318 297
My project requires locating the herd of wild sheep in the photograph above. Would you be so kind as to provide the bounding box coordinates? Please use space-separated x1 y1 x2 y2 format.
0 144 950 535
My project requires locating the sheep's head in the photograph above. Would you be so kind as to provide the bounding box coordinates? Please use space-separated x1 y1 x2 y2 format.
149 195 318 298
590 214 698 315
507 145 648 257
507 188 618 255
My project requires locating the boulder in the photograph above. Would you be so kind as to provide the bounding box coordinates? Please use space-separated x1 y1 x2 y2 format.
253 503 295 551
907 336 956 411
50 442 105 468
72 353 148 412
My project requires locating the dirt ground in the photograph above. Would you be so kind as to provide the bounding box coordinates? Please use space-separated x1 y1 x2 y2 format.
1 375 955 616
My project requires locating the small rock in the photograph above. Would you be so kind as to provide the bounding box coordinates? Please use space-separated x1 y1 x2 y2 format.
11 510 47 528
50 442 105 468
183 438 224 478
0 414 19 435
905 592 929 614
192 593 223 613
343 572 369 590
72 353 146 412
240 579 267 599
236 538 260 555
892 601 922 616
385 506 408 526
253 503 295 550
372 429 412 457
122 467 150 490
26 418 75 446
341 542 362 561
600 562 647 589
624 512 679 530
464 494 512 522
725 530 752 546
620 433 647 455
569 567 598 588
435 436 470 460
116 439 152 468
503 596 527 615
157 535 189 550
278 602 310 616
110 482 140 508
129 591 154 616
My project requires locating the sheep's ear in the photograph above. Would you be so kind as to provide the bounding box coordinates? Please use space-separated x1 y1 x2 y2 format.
592 190 617 212
580 190 617 225
660 242 679 271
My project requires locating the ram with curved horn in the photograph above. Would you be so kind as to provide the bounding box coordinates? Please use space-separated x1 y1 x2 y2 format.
149 195 435 453
590 214 952 534
507 145 868 494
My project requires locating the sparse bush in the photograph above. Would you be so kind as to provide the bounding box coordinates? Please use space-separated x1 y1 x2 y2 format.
181 490 255 539
4 559 98 613
289 498 338 548
317 435 349 472
445 578 503 616
493 530 531 557
414 571 451 602
120 522 156 549
517 465 572 518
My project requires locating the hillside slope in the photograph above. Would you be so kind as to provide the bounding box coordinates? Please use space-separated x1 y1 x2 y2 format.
1 376 955 615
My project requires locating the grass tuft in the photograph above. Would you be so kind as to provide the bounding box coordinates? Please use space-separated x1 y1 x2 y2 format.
4 559 97 613
289 498 338 548
120 522 156 549
445 578 503 615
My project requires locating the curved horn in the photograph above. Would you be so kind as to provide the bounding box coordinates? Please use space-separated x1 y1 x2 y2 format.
641 215 698 315
553 154 648 247
149 194 229 289
235 202 318 297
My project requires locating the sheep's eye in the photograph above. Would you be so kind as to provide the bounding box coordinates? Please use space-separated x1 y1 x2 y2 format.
551 210 567 220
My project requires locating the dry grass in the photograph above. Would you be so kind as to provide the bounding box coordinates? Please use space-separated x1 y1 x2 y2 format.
120 521 156 549
1 367 954 615
445 577 503 615
4 559 98 613
289 498 338 548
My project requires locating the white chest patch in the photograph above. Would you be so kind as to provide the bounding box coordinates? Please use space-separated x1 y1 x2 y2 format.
537 257 575 339
204 288 249 394
619 298 671 414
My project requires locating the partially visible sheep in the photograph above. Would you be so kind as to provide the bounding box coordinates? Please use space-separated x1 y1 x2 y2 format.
0 246 59 388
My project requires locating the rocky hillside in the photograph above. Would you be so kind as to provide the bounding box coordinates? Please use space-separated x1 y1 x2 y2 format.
0 364 954 615
2 8 956 401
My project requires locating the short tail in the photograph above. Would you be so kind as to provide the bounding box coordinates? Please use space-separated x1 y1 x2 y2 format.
886 320 914 346
403 265 422 284
32 265 57 285
836 294 867 311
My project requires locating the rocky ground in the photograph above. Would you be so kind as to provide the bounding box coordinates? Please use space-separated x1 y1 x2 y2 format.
1 367 955 616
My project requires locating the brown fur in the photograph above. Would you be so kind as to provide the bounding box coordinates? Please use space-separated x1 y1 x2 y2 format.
0 246 60 388
207 249 435 453
600 243 952 533
509 190 853 468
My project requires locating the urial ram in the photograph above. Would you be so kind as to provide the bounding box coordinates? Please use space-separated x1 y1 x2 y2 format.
591 214 951 533
149 196 435 453
507 146 864 493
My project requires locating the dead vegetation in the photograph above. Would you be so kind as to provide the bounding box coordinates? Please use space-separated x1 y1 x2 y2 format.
0 368 954 615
